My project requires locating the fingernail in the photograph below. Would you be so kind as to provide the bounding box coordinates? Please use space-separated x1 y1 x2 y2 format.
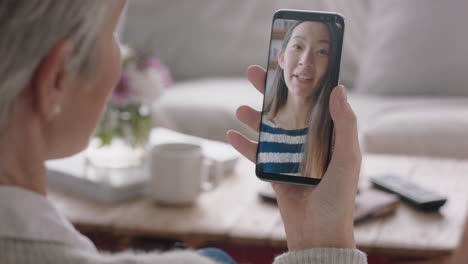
226 130 234 138
226 131 234 144
339 85 347 104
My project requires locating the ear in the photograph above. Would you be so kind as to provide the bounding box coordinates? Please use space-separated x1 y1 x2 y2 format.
31 40 72 122
277 49 284 70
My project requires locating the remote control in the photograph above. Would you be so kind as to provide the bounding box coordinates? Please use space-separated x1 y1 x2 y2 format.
370 175 447 211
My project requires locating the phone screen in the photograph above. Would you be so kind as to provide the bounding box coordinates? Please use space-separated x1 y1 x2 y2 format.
256 10 344 185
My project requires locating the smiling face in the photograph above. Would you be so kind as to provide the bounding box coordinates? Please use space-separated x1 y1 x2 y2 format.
278 21 330 99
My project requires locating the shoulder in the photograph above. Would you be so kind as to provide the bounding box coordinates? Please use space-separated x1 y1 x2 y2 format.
261 115 308 138
94 249 217 264
262 114 277 128
0 239 216 264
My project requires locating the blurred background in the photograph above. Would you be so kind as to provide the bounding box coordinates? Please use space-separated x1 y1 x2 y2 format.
121 0 468 160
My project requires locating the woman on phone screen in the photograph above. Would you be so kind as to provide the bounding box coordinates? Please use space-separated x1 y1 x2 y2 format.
259 20 342 179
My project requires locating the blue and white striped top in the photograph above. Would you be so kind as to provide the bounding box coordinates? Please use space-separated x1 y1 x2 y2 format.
257 116 308 177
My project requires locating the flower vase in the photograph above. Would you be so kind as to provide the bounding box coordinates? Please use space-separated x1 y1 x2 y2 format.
85 103 152 178
84 44 171 181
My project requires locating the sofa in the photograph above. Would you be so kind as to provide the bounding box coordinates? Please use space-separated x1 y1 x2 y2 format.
121 0 468 160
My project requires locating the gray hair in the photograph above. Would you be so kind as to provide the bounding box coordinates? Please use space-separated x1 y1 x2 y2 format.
0 0 112 127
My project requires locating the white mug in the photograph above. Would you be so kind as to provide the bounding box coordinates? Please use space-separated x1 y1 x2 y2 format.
147 143 217 205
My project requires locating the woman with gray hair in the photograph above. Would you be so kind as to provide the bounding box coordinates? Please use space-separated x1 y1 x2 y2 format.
0 0 367 263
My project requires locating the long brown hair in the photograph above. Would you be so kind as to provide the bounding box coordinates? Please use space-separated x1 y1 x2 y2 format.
264 20 342 178
264 21 301 117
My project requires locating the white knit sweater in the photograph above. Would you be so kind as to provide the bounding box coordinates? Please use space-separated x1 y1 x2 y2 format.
0 186 367 264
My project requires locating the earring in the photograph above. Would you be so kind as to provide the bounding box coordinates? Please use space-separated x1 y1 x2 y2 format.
54 105 62 115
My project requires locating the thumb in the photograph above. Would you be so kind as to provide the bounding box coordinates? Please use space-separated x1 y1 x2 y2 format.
327 85 361 181
314 86 361 226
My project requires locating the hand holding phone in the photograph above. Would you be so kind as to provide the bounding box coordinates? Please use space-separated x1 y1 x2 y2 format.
227 10 361 251
228 67 361 250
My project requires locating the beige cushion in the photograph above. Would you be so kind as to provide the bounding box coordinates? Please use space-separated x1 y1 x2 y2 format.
153 79 468 159
356 0 468 96
362 103 468 159
152 78 262 143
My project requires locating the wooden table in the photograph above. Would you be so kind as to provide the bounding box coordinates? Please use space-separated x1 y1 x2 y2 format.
48 154 468 260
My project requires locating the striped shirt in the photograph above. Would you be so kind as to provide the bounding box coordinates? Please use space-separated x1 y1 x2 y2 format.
257 117 308 177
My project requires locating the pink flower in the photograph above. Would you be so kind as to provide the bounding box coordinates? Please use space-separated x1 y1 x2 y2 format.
110 45 173 106
111 72 133 105
145 57 173 89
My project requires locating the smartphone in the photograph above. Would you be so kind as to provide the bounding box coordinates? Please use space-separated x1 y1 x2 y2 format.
256 10 345 185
